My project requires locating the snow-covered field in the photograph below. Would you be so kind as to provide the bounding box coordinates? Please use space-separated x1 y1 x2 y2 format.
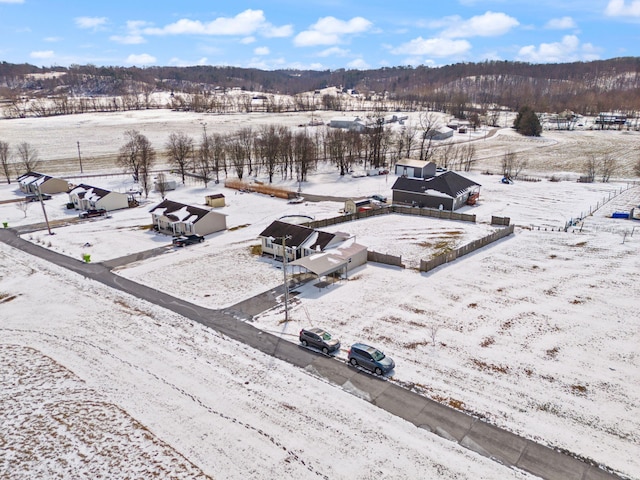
1 108 640 479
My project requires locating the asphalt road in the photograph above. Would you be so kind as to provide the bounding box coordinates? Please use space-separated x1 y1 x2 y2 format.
0 227 626 480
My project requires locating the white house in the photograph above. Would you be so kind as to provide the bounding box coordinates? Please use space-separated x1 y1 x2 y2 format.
17 172 69 195
68 184 130 212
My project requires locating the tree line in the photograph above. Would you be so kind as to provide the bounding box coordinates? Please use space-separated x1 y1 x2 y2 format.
3 58 640 118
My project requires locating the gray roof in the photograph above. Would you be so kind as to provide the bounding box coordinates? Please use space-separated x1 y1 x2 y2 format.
391 171 480 198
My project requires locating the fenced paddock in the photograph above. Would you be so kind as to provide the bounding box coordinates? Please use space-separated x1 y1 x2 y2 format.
419 225 515 273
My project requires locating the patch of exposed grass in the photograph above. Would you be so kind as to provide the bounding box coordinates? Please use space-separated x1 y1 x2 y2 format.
228 223 250 231
471 358 509 374
404 340 430 350
0 292 17 303
249 244 262 255
571 384 588 395
546 346 560 359
480 337 495 348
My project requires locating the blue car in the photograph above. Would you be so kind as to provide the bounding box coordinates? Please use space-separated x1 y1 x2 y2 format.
347 343 395 375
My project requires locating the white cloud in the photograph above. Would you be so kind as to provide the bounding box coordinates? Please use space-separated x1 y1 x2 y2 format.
317 47 350 58
110 35 145 45
262 24 294 38
142 9 290 38
347 58 369 70
44 37 61 43
241 36 256 44
125 53 156 65
516 35 599 63
30 50 54 59
545 16 577 29
0 0 25 3
391 36 471 57
75 17 108 30
442 11 519 38
605 0 640 16
254 46 269 56
294 16 372 47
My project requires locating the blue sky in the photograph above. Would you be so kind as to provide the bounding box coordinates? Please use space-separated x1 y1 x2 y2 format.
1 0 639 70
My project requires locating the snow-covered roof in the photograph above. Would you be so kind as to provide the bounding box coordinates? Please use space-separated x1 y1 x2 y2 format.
150 199 220 225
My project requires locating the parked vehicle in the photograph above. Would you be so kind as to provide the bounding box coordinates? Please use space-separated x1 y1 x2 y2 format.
78 208 107 218
371 194 387 203
26 193 52 202
347 343 395 375
172 234 204 247
299 327 341 354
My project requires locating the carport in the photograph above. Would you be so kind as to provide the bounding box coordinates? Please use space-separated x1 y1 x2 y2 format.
289 252 349 288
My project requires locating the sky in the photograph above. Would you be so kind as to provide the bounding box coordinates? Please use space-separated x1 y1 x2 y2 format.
1 0 640 71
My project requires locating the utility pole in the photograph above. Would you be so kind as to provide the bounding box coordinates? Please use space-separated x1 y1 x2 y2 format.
37 186 53 235
282 235 289 322
77 141 84 173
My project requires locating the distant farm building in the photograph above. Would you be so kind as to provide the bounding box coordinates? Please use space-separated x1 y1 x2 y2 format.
329 116 366 132
595 112 627 129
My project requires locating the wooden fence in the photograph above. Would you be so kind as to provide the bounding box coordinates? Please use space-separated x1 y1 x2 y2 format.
419 225 515 273
367 250 404 268
304 204 476 229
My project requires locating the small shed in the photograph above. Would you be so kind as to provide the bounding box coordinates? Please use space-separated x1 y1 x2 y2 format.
344 198 373 214
205 193 225 208
394 160 437 179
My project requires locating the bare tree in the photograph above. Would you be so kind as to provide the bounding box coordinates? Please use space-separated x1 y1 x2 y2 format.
137 134 156 198
196 132 212 188
117 130 155 196
255 125 281 183
16 142 40 174
501 150 526 179
417 112 440 161
117 129 144 182
15 199 30 218
211 133 227 183
584 154 597 183
165 132 194 184
600 154 617 183
155 172 169 199
227 137 246 180
459 144 477 172
237 127 255 176
429 323 439 347
293 131 315 186
324 128 349 176
0 140 11 183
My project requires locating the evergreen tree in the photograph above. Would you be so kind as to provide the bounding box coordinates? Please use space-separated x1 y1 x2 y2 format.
513 106 542 136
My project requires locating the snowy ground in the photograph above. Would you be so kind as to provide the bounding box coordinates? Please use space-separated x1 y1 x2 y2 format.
1 109 640 479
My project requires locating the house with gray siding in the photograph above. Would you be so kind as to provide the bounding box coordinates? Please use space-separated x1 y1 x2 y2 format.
391 171 480 211
150 199 227 236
